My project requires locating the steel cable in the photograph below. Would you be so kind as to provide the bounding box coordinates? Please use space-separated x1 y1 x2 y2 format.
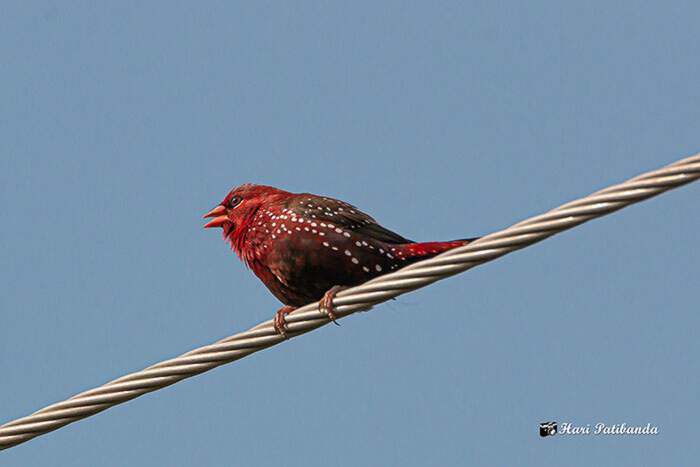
1 152 698 450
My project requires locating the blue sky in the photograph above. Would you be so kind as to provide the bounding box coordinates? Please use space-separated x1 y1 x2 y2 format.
2 1 699 465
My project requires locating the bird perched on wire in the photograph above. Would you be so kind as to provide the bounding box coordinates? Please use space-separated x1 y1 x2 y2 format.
204 184 477 336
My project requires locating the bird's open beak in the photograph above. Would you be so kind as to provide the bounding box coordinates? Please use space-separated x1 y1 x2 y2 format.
203 205 229 229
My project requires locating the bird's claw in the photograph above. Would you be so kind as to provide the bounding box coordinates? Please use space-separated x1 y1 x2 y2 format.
319 286 348 326
273 305 296 337
274 286 347 336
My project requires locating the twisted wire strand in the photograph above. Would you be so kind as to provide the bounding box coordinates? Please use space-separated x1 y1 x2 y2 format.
2 153 699 450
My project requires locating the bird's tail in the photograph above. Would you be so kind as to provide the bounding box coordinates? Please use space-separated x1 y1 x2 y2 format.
395 237 479 261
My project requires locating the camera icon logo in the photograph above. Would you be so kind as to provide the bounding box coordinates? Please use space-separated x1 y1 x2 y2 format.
540 421 558 437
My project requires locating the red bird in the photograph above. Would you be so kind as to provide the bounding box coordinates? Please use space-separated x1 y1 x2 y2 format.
204 184 477 335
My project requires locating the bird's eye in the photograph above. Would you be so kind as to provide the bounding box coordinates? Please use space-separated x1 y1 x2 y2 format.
228 196 243 209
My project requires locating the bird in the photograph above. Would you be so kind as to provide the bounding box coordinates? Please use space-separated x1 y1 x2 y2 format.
203 184 478 335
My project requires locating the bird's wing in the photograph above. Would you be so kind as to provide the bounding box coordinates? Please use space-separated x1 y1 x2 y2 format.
288 193 414 244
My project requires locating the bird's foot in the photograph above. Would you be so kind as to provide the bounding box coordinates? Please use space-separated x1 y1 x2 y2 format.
319 285 349 326
273 305 296 337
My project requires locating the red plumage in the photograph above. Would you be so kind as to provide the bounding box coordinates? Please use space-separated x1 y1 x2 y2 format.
204 184 476 333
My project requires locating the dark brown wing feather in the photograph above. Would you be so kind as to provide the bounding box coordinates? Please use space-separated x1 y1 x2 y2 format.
287 193 413 244
352 222 413 244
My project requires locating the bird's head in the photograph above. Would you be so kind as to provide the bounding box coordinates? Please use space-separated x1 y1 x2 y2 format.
203 183 289 251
